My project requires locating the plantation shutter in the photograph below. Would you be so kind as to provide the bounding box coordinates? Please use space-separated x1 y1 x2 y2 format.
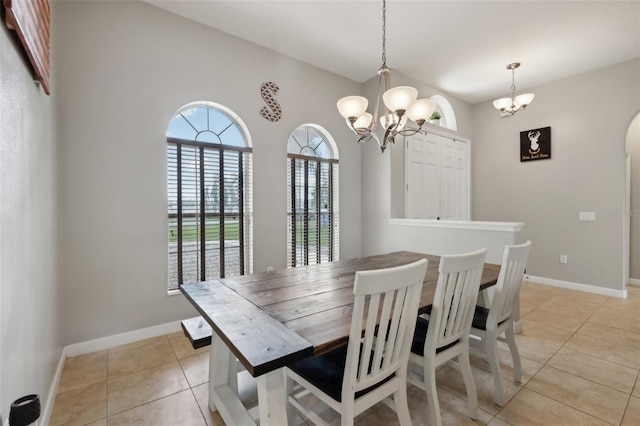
286 155 339 268
168 138 252 290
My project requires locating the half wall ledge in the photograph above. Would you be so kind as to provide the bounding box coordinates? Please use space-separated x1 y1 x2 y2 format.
389 218 524 233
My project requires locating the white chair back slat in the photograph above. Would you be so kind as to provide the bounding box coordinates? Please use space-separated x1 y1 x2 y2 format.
371 290 394 375
385 286 408 368
444 272 463 339
359 293 381 380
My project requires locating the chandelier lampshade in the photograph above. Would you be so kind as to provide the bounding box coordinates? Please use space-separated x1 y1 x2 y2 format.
514 93 535 108
492 97 512 111
382 86 418 113
353 113 374 129
337 96 369 120
407 98 438 124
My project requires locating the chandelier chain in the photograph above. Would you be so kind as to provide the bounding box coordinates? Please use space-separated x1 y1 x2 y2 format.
381 0 386 67
511 67 516 95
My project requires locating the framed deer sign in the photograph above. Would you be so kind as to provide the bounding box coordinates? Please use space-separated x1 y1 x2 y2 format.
520 126 551 162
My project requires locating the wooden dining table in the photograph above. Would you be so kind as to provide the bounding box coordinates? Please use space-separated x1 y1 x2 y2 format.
180 250 501 426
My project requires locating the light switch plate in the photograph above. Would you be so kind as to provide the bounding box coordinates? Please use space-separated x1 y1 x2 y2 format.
579 211 596 221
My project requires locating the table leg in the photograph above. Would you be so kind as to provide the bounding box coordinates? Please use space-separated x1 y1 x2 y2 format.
256 368 289 426
208 333 239 412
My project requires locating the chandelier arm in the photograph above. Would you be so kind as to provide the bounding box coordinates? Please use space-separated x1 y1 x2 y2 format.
380 120 403 152
346 117 359 134
395 127 426 138
357 131 380 146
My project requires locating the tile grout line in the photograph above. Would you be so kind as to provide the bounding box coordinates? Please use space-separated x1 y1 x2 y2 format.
620 371 640 425
173 332 212 425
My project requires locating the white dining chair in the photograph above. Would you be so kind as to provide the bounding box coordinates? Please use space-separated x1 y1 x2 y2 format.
285 258 429 426
408 248 488 426
469 241 531 406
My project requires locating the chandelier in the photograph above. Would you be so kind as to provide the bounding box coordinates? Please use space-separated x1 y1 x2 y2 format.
493 62 534 116
336 0 436 153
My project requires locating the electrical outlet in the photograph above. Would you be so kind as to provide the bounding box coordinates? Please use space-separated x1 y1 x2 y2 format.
579 211 596 221
560 255 568 264
267 266 274 272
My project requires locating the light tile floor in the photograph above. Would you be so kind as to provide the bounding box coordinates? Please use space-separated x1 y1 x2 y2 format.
50 283 640 425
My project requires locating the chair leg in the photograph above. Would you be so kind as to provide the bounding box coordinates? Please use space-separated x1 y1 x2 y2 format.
340 399 355 426
394 387 413 426
458 350 478 419
484 333 505 406
423 360 441 426
505 325 522 383
340 405 355 426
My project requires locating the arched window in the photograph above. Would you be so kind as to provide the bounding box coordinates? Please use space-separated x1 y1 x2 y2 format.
167 102 253 291
430 94 457 131
287 124 339 267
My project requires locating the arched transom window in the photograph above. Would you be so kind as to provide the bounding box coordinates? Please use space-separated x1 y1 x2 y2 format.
167 102 253 291
286 124 339 267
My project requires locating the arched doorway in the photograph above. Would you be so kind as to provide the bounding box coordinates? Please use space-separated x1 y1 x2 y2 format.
625 112 640 287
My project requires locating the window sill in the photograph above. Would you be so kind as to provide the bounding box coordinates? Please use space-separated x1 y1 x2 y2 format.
167 288 182 297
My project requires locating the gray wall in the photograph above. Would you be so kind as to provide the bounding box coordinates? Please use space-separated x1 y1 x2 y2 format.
0 21 60 423
472 59 640 291
629 113 640 280
54 0 363 345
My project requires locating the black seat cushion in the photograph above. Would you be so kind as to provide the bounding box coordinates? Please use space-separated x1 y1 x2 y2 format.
289 344 394 402
411 316 460 357
471 305 510 331
471 305 491 330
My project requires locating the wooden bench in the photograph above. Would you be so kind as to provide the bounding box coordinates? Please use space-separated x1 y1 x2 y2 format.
181 316 213 349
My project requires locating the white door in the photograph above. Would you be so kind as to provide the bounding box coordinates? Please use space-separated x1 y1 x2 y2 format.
406 133 440 219
406 132 469 220
440 138 468 220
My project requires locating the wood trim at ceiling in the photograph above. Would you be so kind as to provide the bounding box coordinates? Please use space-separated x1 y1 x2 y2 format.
4 0 50 95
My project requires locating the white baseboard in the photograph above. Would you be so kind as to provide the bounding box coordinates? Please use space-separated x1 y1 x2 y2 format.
40 347 67 426
524 275 627 299
65 320 182 357
629 278 640 286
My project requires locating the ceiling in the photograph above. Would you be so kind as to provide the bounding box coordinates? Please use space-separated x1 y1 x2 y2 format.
143 0 640 104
